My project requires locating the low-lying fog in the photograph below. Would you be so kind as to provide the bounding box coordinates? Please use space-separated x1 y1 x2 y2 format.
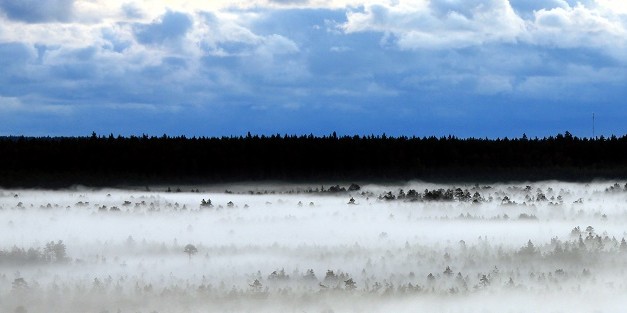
1 181 627 313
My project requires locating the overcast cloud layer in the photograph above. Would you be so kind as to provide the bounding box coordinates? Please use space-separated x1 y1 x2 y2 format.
0 0 626 137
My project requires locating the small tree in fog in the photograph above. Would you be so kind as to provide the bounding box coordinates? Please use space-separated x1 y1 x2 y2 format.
12 278 28 291
427 273 436 283
43 241 68 263
620 238 627 252
479 274 490 287
324 270 338 285
344 278 356 290
200 199 213 208
303 269 317 281
519 240 537 256
184 244 198 260
506 277 515 288
443 266 453 276
250 279 263 292
268 268 289 281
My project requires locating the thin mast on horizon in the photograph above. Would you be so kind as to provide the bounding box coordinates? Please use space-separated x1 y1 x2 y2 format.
592 112 595 139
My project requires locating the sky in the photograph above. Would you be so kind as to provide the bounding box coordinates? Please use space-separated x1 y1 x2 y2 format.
0 0 626 138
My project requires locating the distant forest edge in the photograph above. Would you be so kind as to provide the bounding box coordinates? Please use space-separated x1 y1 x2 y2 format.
1 132 627 187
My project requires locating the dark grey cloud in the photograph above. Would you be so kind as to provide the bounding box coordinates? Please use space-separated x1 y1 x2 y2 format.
133 10 192 45
0 0 73 23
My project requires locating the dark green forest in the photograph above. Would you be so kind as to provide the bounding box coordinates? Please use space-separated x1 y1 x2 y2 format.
1 132 626 187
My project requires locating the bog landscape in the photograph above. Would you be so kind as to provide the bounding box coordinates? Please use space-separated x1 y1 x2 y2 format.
2 181 627 313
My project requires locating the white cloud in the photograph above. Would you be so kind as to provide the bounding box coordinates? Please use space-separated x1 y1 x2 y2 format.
514 64 627 100
0 95 73 113
595 0 627 14
475 75 513 95
257 34 300 56
342 0 526 49
0 95 20 109
330 46 351 52
0 2 312 105
2 1 623 59
339 0 627 59
252 41 304 81
527 4 627 60
195 12 266 56
0 0 626 122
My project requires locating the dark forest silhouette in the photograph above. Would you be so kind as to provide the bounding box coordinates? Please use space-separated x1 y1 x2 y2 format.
1 131 626 187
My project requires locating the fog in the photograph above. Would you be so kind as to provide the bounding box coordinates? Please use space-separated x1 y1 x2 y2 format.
1 181 627 313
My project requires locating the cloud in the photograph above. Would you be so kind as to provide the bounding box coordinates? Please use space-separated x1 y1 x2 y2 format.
341 0 627 57
268 0 310 5
196 11 265 56
0 42 33 67
121 2 144 19
256 34 300 56
514 64 627 100
475 75 513 95
509 0 570 17
134 10 193 45
0 95 20 109
342 0 526 50
527 4 627 58
0 0 74 23
0 95 72 114
0 7 310 116
0 1 626 136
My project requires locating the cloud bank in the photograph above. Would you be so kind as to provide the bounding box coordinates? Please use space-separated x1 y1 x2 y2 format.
0 0 626 137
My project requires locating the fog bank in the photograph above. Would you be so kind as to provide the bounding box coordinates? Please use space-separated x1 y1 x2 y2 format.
1 181 626 312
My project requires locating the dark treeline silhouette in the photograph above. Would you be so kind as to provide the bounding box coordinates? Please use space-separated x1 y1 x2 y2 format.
1 131 627 187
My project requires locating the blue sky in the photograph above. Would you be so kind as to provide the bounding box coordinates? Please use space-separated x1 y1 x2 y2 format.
0 0 626 138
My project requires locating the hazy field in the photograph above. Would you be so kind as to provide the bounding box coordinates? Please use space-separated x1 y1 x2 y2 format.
1 181 627 313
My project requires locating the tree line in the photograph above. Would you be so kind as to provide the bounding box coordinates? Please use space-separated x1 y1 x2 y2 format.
0 131 626 187
0 241 68 265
